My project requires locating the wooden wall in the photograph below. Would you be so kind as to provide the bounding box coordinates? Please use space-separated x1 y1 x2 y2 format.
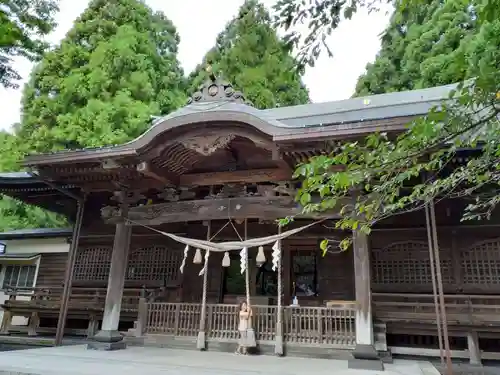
36 253 67 287
33 198 500 302
370 226 500 294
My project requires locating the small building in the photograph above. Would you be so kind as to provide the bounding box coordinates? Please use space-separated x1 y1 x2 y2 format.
0 228 71 328
0 77 497 368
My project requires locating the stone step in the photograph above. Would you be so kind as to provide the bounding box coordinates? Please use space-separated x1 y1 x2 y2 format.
130 335 354 359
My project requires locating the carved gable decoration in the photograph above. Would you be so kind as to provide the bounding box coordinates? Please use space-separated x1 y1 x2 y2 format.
187 70 252 106
180 134 235 156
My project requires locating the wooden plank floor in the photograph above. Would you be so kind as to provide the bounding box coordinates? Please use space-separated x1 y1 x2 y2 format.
0 345 439 375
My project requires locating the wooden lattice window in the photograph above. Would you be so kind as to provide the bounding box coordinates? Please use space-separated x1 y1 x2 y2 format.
371 241 454 285
74 247 111 281
126 246 181 284
461 239 500 284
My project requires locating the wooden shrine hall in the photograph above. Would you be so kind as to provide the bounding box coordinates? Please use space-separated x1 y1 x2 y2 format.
1 77 500 369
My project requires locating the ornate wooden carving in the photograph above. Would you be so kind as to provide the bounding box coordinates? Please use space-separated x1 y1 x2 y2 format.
157 187 180 202
213 184 249 198
186 70 251 106
111 190 145 205
180 135 235 156
102 196 340 225
273 182 297 197
180 168 291 186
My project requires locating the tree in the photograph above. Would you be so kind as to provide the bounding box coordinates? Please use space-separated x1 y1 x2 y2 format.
0 0 59 89
0 0 187 230
355 0 478 95
188 0 309 109
275 0 500 249
0 131 66 231
18 0 186 153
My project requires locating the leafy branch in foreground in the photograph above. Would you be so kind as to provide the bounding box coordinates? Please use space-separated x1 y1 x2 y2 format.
287 78 499 252
273 0 387 68
0 0 59 89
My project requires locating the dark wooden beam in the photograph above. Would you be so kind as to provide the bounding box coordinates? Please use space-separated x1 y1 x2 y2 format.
102 196 342 225
179 168 291 186
136 161 178 186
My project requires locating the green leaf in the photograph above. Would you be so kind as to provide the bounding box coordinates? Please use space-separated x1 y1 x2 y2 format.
299 192 312 206
320 239 329 253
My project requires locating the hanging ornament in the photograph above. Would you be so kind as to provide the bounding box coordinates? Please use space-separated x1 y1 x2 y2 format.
240 247 248 274
179 245 189 273
198 250 210 276
222 251 231 267
193 248 202 264
272 240 281 271
256 246 266 267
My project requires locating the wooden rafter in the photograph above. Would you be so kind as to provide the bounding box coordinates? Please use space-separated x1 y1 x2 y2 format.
136 162 178 186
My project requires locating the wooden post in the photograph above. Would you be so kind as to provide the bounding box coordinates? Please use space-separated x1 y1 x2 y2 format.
87 315 99 338
348 231 384 371
135 297 147 337
196 221 211 350
467 331 482 366
88 221 132 350
274 227 284 356
27 312 39 337
55 199 85 346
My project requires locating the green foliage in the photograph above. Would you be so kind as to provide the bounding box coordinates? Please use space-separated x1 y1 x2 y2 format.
355 0 478 95
0 131 66 231
188 0 310 109
18 0 186 152
273 0 385 68
0 0 59 89
276 0 500 252
1 0 187 231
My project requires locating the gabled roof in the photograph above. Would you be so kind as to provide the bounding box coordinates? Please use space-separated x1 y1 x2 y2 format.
20 81 456 167
266 83 455 128
0 227 72 241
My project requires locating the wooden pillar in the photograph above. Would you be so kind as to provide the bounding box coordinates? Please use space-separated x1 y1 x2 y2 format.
88 222 132 350
348 231 384 371
467 331 482 366
55 199 85 346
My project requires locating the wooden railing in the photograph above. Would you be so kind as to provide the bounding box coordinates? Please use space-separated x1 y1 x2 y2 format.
1 286 144 314
284 306 355 347
143 302 355 348
373 293 500 325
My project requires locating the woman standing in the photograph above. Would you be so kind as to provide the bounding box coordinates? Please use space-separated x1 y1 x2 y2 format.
236 301 252 354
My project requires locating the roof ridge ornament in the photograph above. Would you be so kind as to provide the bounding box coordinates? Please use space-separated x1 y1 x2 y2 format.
187 66 252 106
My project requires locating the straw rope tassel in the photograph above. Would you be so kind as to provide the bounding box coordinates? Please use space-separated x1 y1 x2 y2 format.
274 225 284 356
193 248 202 264
222 251 230 267
256 246 266 265
179 245 189 274
244 219 256 349
197 221 211 350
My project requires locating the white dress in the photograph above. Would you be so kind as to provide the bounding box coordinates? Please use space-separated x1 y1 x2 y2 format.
238 311 249 345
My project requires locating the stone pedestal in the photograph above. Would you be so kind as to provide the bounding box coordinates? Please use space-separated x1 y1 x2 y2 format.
87 330 126 351
349 344 384 371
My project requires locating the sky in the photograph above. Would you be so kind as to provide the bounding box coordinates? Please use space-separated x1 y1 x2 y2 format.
0 0 392 131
